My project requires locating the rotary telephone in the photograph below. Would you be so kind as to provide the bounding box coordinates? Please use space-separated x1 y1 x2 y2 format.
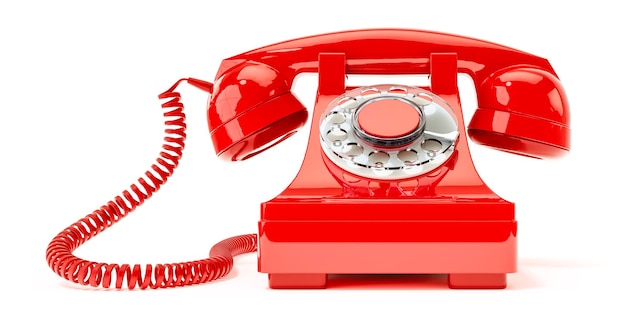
46 29 570 290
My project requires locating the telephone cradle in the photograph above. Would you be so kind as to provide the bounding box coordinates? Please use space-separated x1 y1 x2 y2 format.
46 29 570 290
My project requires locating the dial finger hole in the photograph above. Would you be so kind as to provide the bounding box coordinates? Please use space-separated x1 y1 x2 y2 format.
338 96 358 111
360 87 380 96
369 151 390 167
388 86 408 95
342 142 363 157
326 128 347 145
397 149 419 164
421 139 442 152
414 93 433 106
325 111 346 124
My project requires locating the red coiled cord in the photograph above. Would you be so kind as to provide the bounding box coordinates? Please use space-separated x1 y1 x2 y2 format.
45 78 257 289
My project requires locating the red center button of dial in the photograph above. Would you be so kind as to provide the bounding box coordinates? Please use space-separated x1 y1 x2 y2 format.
357 99 420 138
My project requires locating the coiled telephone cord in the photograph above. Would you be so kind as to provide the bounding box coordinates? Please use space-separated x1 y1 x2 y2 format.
45 79 257 289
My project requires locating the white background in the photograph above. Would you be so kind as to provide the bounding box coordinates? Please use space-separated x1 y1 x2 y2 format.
1 0 624 312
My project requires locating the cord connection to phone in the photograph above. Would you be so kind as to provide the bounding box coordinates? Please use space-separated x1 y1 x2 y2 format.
45 78 257 289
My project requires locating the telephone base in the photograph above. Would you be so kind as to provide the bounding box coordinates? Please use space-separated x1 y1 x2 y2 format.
259 197 516 289
259 222 515 288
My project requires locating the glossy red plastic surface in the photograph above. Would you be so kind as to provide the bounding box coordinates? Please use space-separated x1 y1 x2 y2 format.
258 52 518 289
207 61 308 160
203 29 570 289
209 29 570 161
468 66 570 158
448 274 507 289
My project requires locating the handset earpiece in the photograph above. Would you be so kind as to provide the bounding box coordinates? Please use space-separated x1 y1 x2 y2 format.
207 61 308 161
468 66 571 159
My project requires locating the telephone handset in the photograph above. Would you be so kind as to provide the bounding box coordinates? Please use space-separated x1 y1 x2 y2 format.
46 29 570 290
210 29 569 161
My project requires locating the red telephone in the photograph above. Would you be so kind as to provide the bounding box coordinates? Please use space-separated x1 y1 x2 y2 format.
46 29 570 290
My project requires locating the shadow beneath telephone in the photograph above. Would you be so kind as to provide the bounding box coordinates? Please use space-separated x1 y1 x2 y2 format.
57 257 594 290
326 274 449 290
325 272 530 290
322 258 594 290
